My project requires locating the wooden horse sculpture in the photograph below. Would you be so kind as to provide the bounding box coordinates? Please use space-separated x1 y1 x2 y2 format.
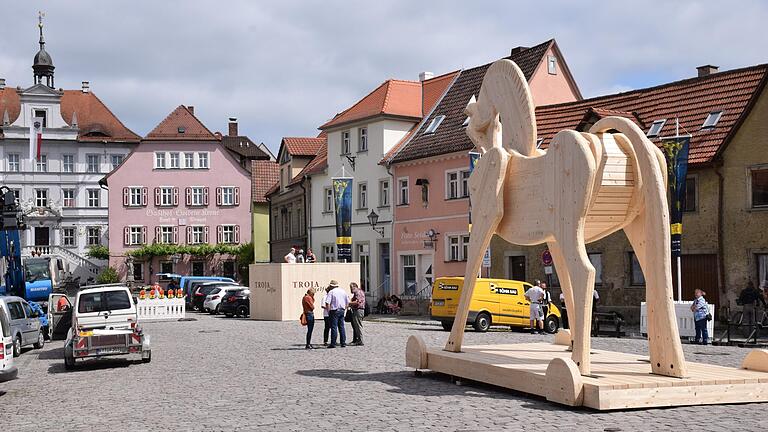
446 59 687 378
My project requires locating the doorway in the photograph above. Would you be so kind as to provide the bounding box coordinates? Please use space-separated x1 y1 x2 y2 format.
379 243 390 296
507 255 526 281
34 227 50 246
191 261 205 276
677 254 718 309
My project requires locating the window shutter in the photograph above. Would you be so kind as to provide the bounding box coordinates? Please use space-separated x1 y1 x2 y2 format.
123 187 129 206
172 226 179 244
203 187 209 206
173 187 179 206
155 226 161 243
204 226 209 243
234 187 240 206
216 187 222 206
141 187 148 206
123 226 130 245
141 226 147 244
234 225 240 243
216 225 222 244
154 187 160 206
185 187 192 206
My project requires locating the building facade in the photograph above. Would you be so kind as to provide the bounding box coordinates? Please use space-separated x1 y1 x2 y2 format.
251 160 279 263
0 25 139 281
384 40 581 297
106 105 252 284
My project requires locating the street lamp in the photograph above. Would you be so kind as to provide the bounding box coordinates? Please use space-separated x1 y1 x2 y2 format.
367 210 384 238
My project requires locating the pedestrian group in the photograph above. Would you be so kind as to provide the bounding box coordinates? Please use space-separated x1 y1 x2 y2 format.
301 279 366 349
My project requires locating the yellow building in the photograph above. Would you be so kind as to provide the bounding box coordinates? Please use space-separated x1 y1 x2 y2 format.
251 160 280 263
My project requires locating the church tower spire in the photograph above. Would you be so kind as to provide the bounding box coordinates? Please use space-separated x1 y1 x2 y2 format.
32 12 55 88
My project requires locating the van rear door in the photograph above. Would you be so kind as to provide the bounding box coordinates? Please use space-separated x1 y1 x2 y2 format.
48 293 71 340
76 290 136 330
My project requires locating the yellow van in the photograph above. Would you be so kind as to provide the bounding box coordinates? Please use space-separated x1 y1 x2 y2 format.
430 277 561 333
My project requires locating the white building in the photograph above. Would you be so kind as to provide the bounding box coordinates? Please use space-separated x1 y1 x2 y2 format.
308 74 455 301
0 24 140 281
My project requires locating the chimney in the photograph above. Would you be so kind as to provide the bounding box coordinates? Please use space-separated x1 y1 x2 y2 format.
0 78 5 90
510 46 529 56
81 81 90 93
187 105 194 115
697 65 719 77
228 117 238 136
419 71 434 82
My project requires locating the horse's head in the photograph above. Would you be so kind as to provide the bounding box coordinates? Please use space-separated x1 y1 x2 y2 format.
465 98 500 154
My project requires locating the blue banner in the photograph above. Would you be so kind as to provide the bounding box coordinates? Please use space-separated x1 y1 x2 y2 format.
332 177 353 262
661 137 690 257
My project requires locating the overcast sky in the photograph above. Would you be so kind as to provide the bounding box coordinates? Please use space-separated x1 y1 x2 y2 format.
2 1 766 154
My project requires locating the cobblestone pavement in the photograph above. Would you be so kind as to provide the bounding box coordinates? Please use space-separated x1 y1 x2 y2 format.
1 314 765 431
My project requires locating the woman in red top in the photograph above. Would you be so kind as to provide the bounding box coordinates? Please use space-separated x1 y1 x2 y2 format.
302 288 316 349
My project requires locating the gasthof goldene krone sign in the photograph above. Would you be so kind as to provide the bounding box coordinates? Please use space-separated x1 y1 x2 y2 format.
249 262 359 321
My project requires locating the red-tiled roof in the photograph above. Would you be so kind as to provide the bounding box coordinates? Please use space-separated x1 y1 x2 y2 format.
386 40 553 164
251 160 280 203
0 87 140 142
283 137 325 156
389 60 767 166
144 105 217 141
320 79 423 130
290 140 327 186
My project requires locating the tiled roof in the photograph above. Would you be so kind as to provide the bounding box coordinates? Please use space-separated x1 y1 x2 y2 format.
387 40 553 164
222 135 272 159
0 87 140 142
266 136 328 196
290 140 327 186
534 64 768 165
319 79 423 130
251 160 280 203
283 136 325 156
145 105 217 141
389 59 767 166
422 71 460 116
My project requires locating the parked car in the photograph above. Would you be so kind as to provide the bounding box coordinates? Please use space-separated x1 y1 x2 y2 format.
204 287 245 314
0 306 17 381
192 282 237 312
219 289 250 318
62 285 151 369
0 296 44 357
155 274 236 309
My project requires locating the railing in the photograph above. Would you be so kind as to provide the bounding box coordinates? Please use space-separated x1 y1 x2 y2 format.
21 245 102 276
136 297 186 321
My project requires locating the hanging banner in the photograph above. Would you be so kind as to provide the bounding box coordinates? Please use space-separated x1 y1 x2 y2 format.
468 151 480 230
332 177 353 262
661 136 690 257
29 117 43 161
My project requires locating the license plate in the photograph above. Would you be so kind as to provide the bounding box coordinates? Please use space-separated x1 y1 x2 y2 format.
96 348 124 355
433 300 445 306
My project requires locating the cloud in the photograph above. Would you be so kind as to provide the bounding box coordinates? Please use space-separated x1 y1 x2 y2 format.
1 1 766 154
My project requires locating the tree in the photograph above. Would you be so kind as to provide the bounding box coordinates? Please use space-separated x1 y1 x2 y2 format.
86 245 110 260
96 266 119 284
236 242 254 284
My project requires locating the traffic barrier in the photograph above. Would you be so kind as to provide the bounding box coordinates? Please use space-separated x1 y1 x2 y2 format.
640 301 714 339
137 297 186 321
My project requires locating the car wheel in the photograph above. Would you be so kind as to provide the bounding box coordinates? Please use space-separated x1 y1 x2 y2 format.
441 321 454 331
473 312 491 332
33 332 45 349
64 346 75 370
214 305 220 315
13 335 23 357
142 350 152 364
237 305 249 317
545 316 559 334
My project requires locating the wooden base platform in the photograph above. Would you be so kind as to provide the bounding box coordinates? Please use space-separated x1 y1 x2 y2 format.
406 336 768 410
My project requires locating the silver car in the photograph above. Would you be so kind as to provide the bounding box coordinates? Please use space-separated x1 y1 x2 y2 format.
0 296 44 357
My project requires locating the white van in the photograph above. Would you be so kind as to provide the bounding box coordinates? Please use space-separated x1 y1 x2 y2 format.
0 306 17 381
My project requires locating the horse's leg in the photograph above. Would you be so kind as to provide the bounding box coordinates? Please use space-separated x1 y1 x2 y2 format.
547 241 574 343
445 146 509 352
624 208 687 377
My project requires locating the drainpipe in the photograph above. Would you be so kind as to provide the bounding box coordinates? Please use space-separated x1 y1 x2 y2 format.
267 196 273 263
714 163 726 310
301 176 311 251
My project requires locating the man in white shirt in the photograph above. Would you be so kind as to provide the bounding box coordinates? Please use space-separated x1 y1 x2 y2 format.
324 280 348 348
525 282 546 334
284 248 297 263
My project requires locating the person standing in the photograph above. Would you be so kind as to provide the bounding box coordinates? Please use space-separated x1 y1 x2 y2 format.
525 283 545 334
540 282 551 322
558 291 569 329
349 283 366 346
690 289 709 345
284 247 297 263
302 288 316 349
325 280 348 348
322 286 332 346
296 249 306 263
738 280 765 330
306 248 317 263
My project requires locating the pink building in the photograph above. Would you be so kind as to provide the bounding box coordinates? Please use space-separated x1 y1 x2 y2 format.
106 105 252 284
382 40 581 296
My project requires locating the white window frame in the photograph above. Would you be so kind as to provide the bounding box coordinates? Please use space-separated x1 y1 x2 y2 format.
398 177 409 205
358 182 368 209
445 233 470 261
323 187 333 213
184 152 194 168
647 119 666 137
129 187 143 207
129 226 143 245
154 152 166 169
221 186 235 206
221 225 236 244
169 152 180 169
191 225 205 244
341 130 351 155
62 189 76 208
197 152 209 169
35 189 48 207
87 189 100 208
110 154 124 170
86 226 101 246
160 187 174 207
424 115 445 134
36 154 48 172
358 127 368 152
191 186 205 206
702 111 723 129
547 55 557 75
62 227 76 247
7 153 20 172
86 154 100 173
62 154 74 173
160 226 174 244
379 179 390 207
322 244 335 262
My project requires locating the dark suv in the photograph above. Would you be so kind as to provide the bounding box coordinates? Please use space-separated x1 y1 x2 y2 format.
219 289 250 318
192 282 236 312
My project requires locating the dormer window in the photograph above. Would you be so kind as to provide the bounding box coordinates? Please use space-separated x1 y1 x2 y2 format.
424 115 445 134
701 111 723 129
34 109 47 127
647 119 666 137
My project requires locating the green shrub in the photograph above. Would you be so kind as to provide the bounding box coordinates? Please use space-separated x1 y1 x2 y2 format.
96 266 120 284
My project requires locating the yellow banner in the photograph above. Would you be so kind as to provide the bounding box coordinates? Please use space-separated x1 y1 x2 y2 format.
336 236 352 245
670 223 682 235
